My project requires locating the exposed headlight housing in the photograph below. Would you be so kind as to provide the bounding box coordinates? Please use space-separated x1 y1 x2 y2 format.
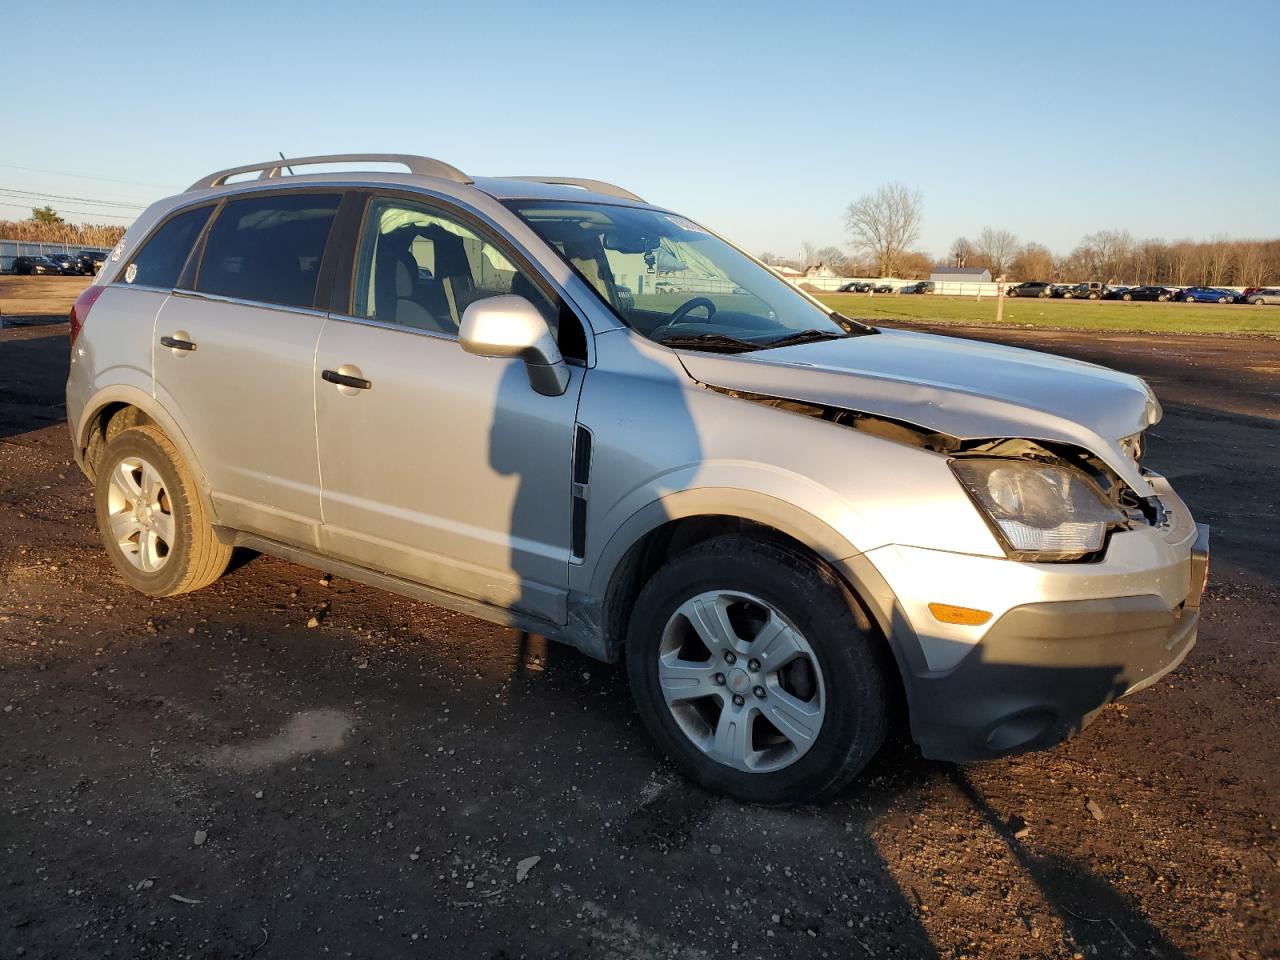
951 458 1125 561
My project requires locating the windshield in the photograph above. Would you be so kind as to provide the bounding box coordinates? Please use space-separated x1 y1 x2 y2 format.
507 201 870 351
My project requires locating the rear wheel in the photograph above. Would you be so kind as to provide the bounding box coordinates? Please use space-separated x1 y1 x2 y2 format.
94 424 232 597
626 536 888 805
1158 294 1169 302
1088 292 1100 299
1217 296 1228 303
1122 293 1133 301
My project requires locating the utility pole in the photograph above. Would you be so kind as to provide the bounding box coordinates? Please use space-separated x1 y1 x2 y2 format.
995 275 1007 324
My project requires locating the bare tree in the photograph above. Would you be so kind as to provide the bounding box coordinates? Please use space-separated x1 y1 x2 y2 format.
1009 242 1054 281
1233 241 1266 287
1201 235 1233 286
812 245 850 274
975 227 1019 277
844 182 922 276
949 237 974 268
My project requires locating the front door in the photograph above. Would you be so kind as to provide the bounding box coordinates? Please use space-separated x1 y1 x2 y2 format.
314 194 585 623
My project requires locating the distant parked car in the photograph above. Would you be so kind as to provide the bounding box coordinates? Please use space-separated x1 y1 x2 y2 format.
872 282 893 294
1007 281 1054 298
1060 282 1107 300
1102 286 1131 300
837 281 873 293
900 281 935 294
11 255 62 276
45 252 79 275
1115 285 1172 302
75 250 107 275
616 285 635 312
1177 287 1234 304
1242 286 1280 305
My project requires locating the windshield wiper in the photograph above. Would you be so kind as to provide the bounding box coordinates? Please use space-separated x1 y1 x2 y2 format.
656 333 762 354
761 329 846 349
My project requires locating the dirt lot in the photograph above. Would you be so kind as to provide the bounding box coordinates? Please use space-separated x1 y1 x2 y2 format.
1 277 1277 959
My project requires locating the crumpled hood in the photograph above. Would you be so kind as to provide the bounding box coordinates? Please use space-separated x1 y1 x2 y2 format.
676 328 1161 495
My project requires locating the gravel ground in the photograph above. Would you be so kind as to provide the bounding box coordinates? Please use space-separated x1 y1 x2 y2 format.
0 293 1276 959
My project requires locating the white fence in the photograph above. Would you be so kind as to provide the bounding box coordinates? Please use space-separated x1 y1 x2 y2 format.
785 275 1006 297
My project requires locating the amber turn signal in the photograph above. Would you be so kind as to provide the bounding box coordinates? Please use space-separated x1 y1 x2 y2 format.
928 602 993 626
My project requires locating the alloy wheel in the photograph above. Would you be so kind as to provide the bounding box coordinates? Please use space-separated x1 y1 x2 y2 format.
105 456 175 572
657 590 826 773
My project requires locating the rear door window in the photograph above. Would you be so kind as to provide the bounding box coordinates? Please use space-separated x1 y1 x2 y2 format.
196 193 340 309
122 205 212 289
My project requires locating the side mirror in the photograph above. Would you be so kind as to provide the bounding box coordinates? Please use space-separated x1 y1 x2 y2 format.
459 295 570 397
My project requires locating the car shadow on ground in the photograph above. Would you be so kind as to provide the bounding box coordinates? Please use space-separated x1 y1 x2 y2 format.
949 769 1190 959
0 332 69 442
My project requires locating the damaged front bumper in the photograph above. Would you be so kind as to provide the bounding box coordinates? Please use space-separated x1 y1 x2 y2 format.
843 477 1209 762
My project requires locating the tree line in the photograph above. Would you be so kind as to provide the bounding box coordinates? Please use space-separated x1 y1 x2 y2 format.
1 206 127 248
765 182 1279 286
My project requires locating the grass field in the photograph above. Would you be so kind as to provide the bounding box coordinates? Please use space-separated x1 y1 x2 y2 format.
816 292 1280 336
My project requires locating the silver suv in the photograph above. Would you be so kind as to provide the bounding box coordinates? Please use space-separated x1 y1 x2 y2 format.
66 154 1209 804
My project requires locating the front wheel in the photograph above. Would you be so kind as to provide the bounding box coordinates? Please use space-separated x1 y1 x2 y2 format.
94 424 232 597
1122 293 1133 301
626 536 888 805
1217 296 1228 303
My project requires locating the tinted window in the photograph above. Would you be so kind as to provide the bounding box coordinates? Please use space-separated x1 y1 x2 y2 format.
351 196 562 339
196 193 340 309
123 206 212 289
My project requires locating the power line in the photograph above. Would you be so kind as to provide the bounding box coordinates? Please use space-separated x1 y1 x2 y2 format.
0 162 181 190
0 200 136 221
0 186 146 210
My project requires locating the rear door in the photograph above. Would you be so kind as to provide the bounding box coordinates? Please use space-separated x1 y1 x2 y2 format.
152 190 343 547
313 192 586 623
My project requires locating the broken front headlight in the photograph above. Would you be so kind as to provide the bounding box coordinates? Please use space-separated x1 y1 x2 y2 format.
950 458 1125 561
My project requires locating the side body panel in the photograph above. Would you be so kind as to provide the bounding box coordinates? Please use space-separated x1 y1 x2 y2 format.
571 329 1003 599
314 317 584 624
152 293 325 546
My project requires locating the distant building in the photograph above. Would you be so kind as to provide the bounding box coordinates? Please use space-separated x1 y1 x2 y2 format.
804 263 839 278
772 264 805 278
930 266 992 283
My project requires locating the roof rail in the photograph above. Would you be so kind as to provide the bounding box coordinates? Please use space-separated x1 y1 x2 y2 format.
501 176 645 203
188 153 472 191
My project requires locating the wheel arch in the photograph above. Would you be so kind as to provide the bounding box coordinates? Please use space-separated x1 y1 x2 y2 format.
75 386 218 522
587 490 905 678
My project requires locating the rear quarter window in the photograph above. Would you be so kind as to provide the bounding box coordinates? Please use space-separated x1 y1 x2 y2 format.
195 193 341 309
122 206 213 289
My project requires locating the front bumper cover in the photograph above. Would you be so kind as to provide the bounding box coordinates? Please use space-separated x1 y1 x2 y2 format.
905 523 1209 761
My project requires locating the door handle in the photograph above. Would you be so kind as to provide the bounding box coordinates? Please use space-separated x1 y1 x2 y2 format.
322 369 372 390
160 336 197 352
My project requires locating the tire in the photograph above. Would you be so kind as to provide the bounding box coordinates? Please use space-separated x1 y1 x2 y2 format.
1217 296 1228 304
1158 294 1168 302
1122 293 1133 301
626 535 888 806
1252 298 1264 305
94 424 232 597
1088 292 1100 300
1007 290 1018 298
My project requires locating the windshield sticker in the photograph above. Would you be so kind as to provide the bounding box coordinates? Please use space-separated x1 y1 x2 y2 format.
110 240 126 262
124 263 137 284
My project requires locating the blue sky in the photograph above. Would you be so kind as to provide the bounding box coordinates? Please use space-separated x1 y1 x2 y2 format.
4 0 1277 259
